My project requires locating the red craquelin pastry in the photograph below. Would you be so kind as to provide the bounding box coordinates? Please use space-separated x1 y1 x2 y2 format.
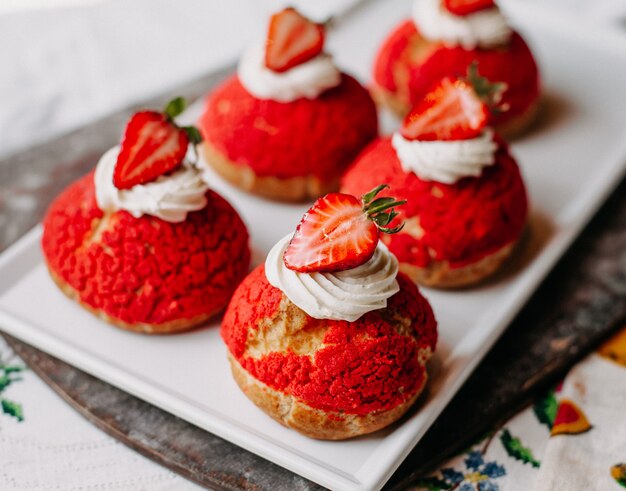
42 98 250 333
372 0 540 138
342 71 528 288
199 7 378 202
221 186 437 439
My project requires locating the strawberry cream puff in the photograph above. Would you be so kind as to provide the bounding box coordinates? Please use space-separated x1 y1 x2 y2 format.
342 74 528 288
42 98 250 333
222 186 437 439
372 0 540 137
199 7 378 201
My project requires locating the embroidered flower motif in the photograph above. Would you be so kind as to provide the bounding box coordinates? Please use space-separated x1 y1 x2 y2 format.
611 464 626 488
551 399 592 436
415 449 506 490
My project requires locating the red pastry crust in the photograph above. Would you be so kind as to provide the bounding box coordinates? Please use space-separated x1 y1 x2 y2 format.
341 137 528 271
373 20 540 129
199 74 378 182
222 266 437 417
42 172 250 331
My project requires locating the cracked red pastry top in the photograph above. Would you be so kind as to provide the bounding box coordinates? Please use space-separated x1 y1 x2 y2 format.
373 20 540 127
42 172 250 326
199 74 378 181
221 265 437 415
341 137 527 269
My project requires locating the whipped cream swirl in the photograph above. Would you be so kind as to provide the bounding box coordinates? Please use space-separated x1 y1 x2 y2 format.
265 234 400 322
392 130 497 184
237 42 341 102
412 0 512 49
94 146 209 222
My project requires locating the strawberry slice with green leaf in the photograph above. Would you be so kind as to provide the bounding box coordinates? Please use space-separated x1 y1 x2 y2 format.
284 184 405 273
113 97 203 190
265 7 325 73
400 63 506 141
401 78 488 141
444 0 495 17
464 61 509 111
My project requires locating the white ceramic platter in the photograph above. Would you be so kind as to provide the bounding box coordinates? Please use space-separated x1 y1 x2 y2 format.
1 1 626 490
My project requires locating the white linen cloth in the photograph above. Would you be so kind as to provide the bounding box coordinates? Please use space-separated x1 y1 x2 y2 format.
0 1 624 490
0 337 201 490
532 354 626 491
413 327 626 491
0 2 356 489
0 0 359 159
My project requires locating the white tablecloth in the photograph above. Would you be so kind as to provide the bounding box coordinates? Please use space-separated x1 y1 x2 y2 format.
0 1 624 490
0 2 358 489
0 337 201 490
0 0 359 159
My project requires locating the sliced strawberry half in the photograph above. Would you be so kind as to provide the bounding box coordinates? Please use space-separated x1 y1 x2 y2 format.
113 97 203 190
401 78 490 141
443 0 496 16
284 185 405 273
265 7 325 73
401 64 507 141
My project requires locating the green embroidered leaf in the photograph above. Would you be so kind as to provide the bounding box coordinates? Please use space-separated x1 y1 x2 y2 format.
611 464 626 488
1 365 24 374
1 399 23 422
500 429 540 468
413 476 453 491
0 374 12 392
534 391 558 429
0 363 25 393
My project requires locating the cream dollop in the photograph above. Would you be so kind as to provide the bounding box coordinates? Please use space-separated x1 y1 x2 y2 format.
412 0 512 49
237 42 341 102
265 234 400 322
94 146 209 222
392 130 497 184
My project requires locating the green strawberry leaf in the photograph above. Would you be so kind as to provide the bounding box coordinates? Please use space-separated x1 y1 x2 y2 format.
182 126 203 145
164 96 187 119
361 184 406 234
464 61 508 113
534 391 558 429
500 429 540 468
362 184 389 205
1 399 23 422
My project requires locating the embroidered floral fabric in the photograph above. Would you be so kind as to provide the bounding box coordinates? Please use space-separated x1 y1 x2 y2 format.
413 324 626 491
0 339 200 490
3 325 626 490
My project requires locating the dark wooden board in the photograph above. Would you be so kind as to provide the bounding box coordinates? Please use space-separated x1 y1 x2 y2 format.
1 64 626 490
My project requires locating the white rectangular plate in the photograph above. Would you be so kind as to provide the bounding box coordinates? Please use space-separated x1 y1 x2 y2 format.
1 2 626 490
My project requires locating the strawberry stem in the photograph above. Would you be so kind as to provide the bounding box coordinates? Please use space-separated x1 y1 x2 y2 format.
464 62 509 113
366 197 406 215
322 14 335 29
162 97 204 160
182 126 203 145
361 184 406 234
